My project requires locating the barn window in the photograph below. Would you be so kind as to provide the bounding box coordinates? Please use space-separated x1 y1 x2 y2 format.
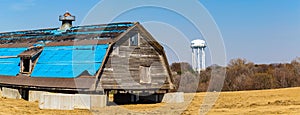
140 66 151 84
129 33 139 46
21 57 31 73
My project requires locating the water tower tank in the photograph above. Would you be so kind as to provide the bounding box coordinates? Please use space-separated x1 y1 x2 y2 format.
191 39 206 48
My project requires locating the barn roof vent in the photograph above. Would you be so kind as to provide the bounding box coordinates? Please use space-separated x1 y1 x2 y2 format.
59 11 75 31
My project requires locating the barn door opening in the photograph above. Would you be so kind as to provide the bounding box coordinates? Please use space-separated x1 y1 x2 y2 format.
23 58 30 72
140 66 151 84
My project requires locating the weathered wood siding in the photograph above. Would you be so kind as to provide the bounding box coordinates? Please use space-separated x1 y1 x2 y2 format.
98 27 172 90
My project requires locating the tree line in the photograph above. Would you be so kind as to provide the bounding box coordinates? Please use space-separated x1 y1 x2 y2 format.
171 58 300 92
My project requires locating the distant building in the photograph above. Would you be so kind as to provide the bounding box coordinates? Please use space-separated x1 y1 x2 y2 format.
0 12 174 102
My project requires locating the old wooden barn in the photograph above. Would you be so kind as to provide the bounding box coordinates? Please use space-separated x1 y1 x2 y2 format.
0 12 174 103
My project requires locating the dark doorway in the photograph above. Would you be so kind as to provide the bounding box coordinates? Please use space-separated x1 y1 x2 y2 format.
23 59 30 72
19 89 29 100
113 93 164 104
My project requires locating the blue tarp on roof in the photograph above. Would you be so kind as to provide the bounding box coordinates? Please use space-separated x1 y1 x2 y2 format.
31 44 108 78
0 48 27 76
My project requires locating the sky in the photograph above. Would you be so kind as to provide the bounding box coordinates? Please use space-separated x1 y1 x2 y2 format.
0 0 299 66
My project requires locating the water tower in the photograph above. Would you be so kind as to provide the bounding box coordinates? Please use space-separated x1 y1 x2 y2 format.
191 39 206 73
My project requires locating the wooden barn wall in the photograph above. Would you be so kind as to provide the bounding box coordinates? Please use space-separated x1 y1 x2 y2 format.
98 27 171 90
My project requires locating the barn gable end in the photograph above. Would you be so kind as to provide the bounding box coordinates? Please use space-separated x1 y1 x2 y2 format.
96 23 174 92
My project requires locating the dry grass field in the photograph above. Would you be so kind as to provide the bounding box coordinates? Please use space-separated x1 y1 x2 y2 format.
0 87 300 115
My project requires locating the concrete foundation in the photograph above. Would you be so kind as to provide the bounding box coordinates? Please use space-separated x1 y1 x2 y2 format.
39 93 107 110
74 94 91 109
29 91 49 102
91 95 107 108
39 93 75 110
2 87 21 99
162 92 184 103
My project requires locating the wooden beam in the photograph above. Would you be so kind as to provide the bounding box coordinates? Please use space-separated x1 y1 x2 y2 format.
0 56 18 58
91 44 113 91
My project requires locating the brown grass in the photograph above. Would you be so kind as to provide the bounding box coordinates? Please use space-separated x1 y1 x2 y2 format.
1 87 300 115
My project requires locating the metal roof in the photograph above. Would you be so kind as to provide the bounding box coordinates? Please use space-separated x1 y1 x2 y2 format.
31 44 108 78
0 22 136 78
0 22 135 45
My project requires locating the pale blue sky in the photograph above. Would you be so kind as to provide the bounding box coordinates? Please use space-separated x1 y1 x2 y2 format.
0 0 299 65
201 0 300 64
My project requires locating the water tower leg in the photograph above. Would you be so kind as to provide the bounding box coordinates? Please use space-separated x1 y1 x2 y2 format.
192 49 195 71
201 48 205 70
197 48 200 74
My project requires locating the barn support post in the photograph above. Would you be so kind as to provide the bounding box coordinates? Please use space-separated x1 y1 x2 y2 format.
104 90 109 105
0 87 2 95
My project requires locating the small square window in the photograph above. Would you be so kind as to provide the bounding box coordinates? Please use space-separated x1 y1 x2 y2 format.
130 34 138 46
